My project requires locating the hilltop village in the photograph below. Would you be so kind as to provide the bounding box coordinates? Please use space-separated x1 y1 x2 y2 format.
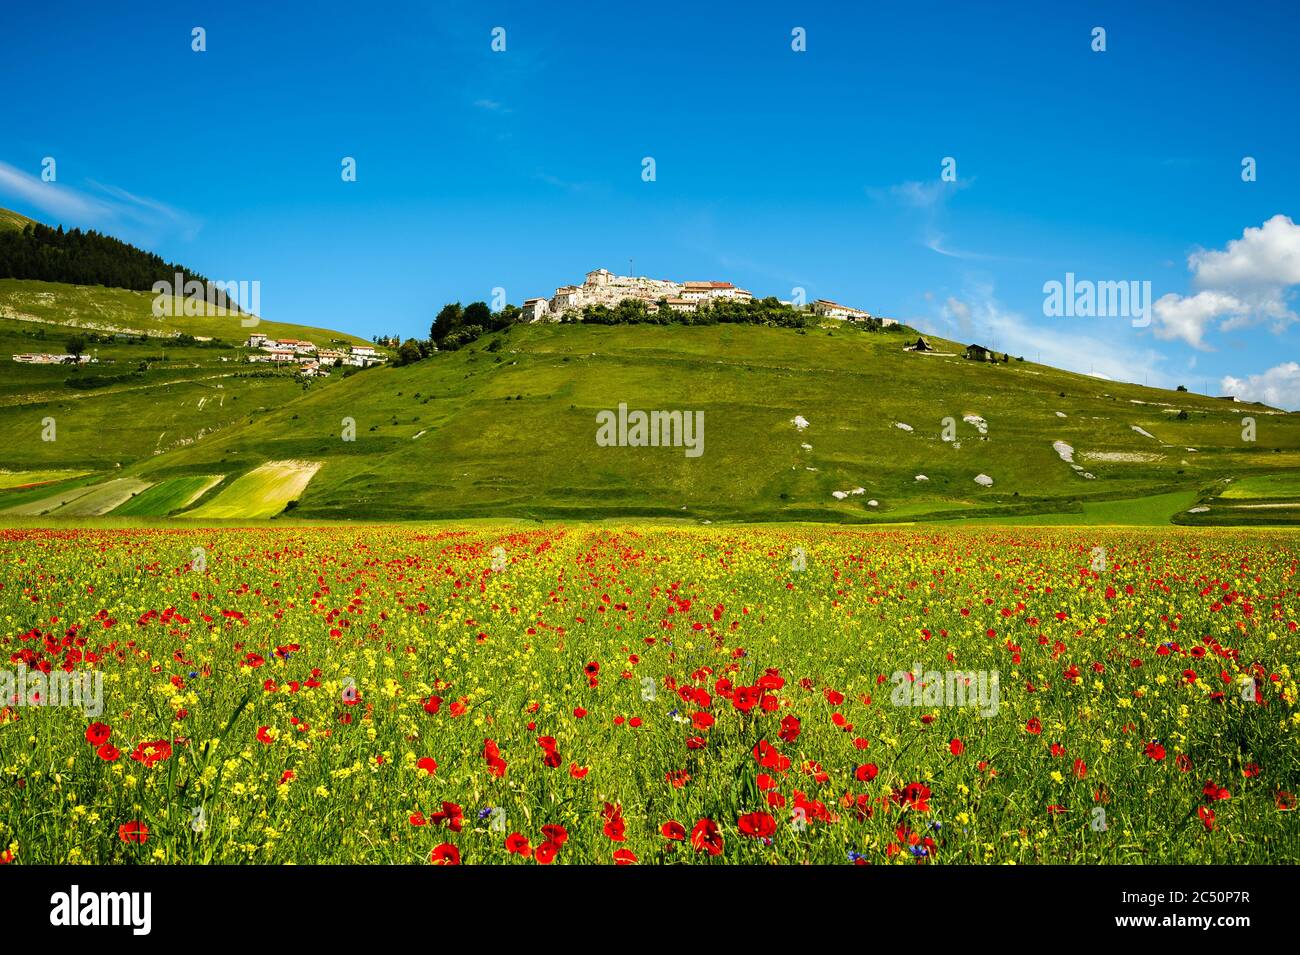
520 268 898 326
242 334 385 377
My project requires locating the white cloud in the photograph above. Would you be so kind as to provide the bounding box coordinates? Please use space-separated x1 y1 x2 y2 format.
1190 215 1300 290
0 160 111 221
1154 215 1300 346
1152 290 1246 349
920 287 1169 388
1220 361 1300 411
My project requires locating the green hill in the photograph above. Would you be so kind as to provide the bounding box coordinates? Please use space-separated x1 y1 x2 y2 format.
0 209 37 232
23 320 1285 525
1 203 1294 526
0 207 381 483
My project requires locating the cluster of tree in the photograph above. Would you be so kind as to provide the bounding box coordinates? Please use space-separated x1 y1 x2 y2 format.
394 296 900 367
0 222 233 307
561 295 821 329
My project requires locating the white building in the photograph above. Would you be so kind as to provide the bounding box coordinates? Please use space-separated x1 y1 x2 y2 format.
811 299 872 322
315 348 346 366
682 281 752 302
522 297 550 323
12 353 94 365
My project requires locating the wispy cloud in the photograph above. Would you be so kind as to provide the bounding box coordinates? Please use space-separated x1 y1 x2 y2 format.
920 283 1170 388
0 160 111 222
0 159 201 240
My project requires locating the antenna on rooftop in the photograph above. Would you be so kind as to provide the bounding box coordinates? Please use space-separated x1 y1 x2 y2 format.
629 257 634 277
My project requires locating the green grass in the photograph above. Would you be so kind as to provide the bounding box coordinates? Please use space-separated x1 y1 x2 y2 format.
1220 472 1300 499
124 322 1300 525
0 278 373 346
951 490 1201 526
0 469 88 489
0 208 37 232
3 277 1296 525
110 474 223 515
0 286 372 470
183 460 321 518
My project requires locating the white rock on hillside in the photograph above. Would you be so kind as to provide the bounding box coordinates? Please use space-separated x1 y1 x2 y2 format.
974 473 994 486
963 414 988 434
894 422 914 432
915 474 929 482
792 415 810 430
1052 440 1074 463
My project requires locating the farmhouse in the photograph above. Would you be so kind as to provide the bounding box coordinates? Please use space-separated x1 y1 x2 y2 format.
552 285 583 311
964 343 994 362
12 353 93 365
315 348 346 366
682 281 752 303
664 297 698 314
275 338 316 354
811 299 872 322
522 298 550 323
907 336 932 352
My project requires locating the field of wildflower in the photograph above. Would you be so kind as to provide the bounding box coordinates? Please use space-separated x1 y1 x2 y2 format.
0 524 1296 865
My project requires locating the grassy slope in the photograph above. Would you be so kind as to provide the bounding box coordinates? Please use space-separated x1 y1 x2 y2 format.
0 283 379 471
120 322 1299 523
0 209 37 232
0 277 370 345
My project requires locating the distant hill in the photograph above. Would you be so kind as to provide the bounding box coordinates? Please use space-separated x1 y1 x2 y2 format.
0 205 1294 525
38 320 1287 525
0 210 379 479
0 206 240 311
0 208 37 232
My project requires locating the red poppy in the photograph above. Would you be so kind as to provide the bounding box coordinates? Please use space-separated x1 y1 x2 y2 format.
660 820 686 840
118 821 149 844
541 824 568 846
417 757 438 776
534 841 559 864
949 738 965 756
891 782 932 812
1025 718 1042 735
737 812 776 838
855 763 879 782
430 801 464 832
96 743 120 762
1202 780 1231 802
1198 806 1215 831
85 722 111 747
505 832 532 856
690 818 724 855
778 715 801 743
430 843 460 865
256 726 274 745
613 848 638 865
1144 741 1166 761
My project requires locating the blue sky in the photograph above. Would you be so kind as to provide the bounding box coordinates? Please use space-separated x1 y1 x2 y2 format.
3 0 1299 406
